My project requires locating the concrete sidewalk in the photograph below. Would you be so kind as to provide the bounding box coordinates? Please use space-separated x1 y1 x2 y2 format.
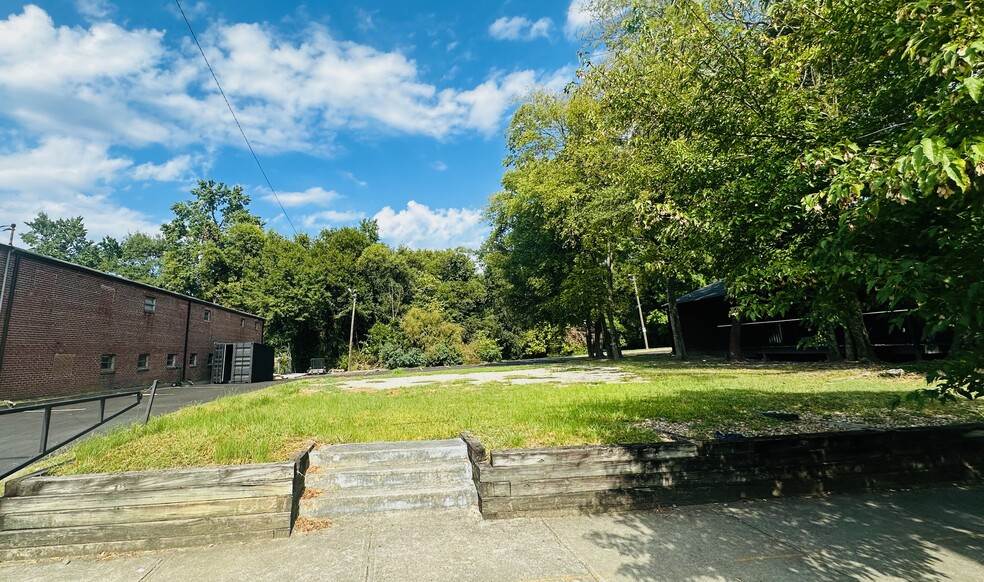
2 485 982 581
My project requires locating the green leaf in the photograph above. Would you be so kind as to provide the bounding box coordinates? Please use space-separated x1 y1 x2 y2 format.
920 137 940 164
943 159 971 191
964 77 983 102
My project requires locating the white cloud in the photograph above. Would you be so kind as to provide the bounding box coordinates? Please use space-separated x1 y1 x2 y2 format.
565 0 594 39
132 155 194 182
0 6 177 145
431 160 448 171
300 209 365 230
265 187 340 207
341 171 368 188
489 16 553 41
0 6 567 157
75 0 114 20
373 201 488 249
455 70 539 133
0 137 158 240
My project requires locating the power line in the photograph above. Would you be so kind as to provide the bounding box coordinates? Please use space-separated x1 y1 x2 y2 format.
173 0 299 237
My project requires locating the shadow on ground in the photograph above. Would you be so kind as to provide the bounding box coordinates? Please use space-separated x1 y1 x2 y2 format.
577 486 984 581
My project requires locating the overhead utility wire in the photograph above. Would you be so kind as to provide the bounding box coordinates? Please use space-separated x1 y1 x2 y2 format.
173 0 299 237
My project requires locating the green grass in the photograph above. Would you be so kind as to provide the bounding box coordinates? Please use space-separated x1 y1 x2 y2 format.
44 355 984 475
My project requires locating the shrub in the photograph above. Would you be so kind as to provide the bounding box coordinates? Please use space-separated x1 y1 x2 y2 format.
426 343 464 366
469 336 502 362
338 349 378 371
378 343 426 369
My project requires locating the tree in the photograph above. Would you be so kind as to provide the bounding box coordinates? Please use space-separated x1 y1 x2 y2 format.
21 213 101 267
159 180 263 299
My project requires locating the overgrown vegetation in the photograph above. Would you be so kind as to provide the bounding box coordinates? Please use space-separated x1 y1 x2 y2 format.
487 0 984 397
20 0 983 397
46 356 984 475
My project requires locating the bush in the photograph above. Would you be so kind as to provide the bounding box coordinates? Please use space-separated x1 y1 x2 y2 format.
366 323 399 356
338 349 378 371
469 336 502 362
426 343 464 366
378 343 426 369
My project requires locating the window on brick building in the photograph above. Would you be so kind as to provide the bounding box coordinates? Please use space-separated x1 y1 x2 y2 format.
144 297 156 313
189 353 198 367
100 354 116 373
241 318 245 327
137 353 149 370
166 354 177 368
254 320 260 331
207 353 214 366
203 309 211 322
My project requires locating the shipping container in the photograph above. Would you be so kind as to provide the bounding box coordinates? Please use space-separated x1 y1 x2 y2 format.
211 342 274 384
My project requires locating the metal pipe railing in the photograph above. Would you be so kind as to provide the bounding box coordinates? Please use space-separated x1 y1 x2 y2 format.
0 387 145 481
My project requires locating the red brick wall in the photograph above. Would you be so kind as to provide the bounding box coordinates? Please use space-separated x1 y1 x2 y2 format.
0 250 263 401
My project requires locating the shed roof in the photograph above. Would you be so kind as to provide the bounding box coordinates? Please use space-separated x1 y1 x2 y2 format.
676 279 726 304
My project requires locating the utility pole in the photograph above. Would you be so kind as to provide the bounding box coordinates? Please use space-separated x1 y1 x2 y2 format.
347 288 357 372
0 225 15 319
631 274 649 350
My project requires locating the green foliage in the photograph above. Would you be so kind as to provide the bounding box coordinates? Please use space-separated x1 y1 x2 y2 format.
469 335 503 363
21 213 102 267
427 343 464 367
487 0 982 392
378 343 426 369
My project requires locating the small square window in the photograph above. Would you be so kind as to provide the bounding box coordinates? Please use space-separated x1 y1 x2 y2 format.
189 353 198 367
240 318 245 327
100 354 116 372
166 354 177 368
203 309 211 322
144 297 156 313
137 353 149 370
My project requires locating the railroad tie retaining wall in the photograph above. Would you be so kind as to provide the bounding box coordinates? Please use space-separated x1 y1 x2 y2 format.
462 424 984 519
0 447 312 561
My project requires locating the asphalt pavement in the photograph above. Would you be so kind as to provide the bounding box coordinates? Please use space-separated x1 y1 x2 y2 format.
1 485 981 581
0 379 287 478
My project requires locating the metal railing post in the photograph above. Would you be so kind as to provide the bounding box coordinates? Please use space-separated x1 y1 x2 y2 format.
39 406 52 454
144 379 159 424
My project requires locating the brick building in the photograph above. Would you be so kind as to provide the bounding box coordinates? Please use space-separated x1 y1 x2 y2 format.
0 244 264 401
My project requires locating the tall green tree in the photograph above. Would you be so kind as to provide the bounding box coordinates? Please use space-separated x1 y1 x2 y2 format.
159 180 263 299
21 213 102 267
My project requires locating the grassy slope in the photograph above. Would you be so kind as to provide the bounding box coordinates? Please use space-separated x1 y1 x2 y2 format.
51 355 983 475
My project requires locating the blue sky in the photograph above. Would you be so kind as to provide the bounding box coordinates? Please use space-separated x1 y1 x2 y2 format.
0 0 594 249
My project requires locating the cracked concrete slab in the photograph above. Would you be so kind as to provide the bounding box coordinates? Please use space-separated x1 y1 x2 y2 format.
338 367 638 391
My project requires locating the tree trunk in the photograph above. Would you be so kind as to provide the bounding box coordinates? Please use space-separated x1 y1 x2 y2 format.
847 300 879 363
600 318 611 359
585 319 596 358
823 326 843 362
728 316 743 361
605 308 622 360
666 276 688 360
603 244 622 360
843 325 857 361
592 317 604 357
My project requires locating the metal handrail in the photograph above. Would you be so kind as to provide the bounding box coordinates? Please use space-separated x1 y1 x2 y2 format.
1 387 146 481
